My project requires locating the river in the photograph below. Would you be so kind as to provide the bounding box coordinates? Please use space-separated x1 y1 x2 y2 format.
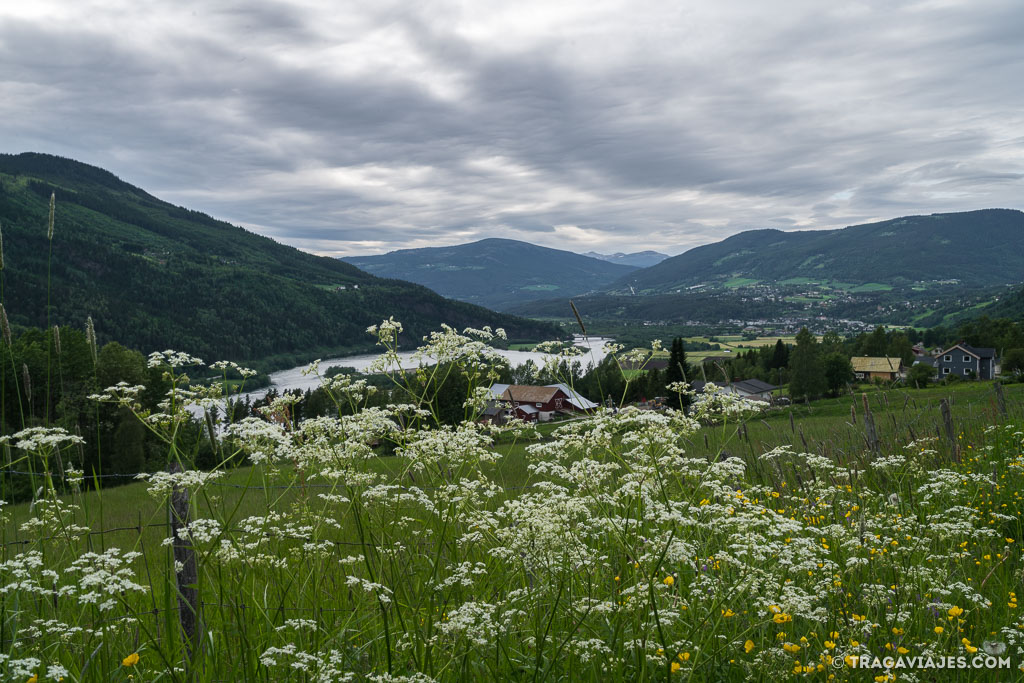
238 335 613 402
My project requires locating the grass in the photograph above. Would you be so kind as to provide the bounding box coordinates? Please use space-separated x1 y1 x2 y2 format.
723 277 760 288
5 336 1024 681
9 381 1017 543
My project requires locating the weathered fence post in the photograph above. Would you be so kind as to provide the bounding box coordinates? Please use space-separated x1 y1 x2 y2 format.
994 381 1007 416
861 394 879 454
169 464 201 660
939 398 959 461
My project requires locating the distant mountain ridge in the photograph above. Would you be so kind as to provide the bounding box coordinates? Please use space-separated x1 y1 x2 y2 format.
617 209 1024 292
0 153 559 366
583 250 669 268
342 238 637 311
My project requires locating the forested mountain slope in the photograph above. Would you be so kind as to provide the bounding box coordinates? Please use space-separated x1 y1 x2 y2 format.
0 153 558 367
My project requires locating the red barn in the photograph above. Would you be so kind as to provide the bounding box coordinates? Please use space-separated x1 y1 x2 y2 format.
488 384 597 422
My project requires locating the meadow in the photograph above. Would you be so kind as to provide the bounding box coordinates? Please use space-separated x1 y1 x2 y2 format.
2 325 1024 681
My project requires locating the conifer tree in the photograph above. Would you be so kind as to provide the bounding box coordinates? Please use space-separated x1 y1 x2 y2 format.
788 327 824 400
665 337 692 410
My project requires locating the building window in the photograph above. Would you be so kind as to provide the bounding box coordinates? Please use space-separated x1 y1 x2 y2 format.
536 402 542 407
943 355 952 362
942 368 950 375
964 369 970 376
963 355 971 362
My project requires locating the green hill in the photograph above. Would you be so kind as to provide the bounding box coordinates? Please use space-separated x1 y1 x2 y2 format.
0 153 559 367
342 238 637 310
618 209 1024 292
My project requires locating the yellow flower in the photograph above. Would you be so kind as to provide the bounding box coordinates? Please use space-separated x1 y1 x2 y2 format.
27 676 38 683
744 640 755 653
773 612 792 624
783 642 801 654
948 606 964 617
824 640 836 649
671 662 681 673
722 608 736 617
966 645 978 654
679 652 690 661
663 575 674 586
122 652 140 667
897 647 909 654
935 626 944 634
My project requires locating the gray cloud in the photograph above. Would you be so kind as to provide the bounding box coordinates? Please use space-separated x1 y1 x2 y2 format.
1 0 1022 257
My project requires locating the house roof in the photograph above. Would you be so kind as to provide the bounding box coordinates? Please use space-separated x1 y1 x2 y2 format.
913 355 937 367
943 343 996 359
481 401 506 416
545 383 598 410
733 378 778 394
691 379 778 395
502 385 561 404
851 356 903 373
488 383 511 398
515 404 539 415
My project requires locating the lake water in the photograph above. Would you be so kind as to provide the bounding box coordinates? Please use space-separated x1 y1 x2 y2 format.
239 335 613 402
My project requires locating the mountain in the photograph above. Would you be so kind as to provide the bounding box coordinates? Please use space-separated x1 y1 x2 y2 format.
583 250 669 268
342 238 637 310
0 153 560 367
617 209 1024 292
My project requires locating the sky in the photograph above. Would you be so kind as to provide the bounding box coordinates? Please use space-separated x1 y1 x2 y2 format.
2 0 1023 257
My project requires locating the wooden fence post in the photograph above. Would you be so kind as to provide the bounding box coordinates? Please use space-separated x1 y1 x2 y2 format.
861 393 879 455
169 464 201 660
939 398 959 461
994 381 1007 416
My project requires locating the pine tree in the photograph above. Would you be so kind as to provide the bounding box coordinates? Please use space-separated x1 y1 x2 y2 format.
665 337 692 410
788 327 824 401
770 339 789 369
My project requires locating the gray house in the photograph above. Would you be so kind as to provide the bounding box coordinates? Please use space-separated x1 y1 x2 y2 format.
935 343 996 380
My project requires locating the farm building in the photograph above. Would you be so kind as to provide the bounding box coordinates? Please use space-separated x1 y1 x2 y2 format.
851 356 903 381
485 383 597 422
690 379 778 402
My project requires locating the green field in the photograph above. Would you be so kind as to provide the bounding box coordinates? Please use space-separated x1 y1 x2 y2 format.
5 372 1024 680
723 277 760 288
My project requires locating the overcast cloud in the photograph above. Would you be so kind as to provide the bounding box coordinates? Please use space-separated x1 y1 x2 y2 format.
2 0 1022 256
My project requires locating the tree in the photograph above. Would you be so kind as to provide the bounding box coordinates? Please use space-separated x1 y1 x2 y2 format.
1002 349 1024 377
665 337 692 410
886 333 914 366
822 352 853 397
788 327 824 401
861 326 889 357
820 330 844 354
906 363 936 388
769 339 789 370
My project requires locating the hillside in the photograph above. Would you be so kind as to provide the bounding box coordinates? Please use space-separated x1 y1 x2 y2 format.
977 284 1024 321
342 238 636 310
0 153 559 367
618 209 1024 292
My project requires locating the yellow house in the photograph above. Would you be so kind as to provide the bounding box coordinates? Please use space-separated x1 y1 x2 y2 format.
851 356 903 381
